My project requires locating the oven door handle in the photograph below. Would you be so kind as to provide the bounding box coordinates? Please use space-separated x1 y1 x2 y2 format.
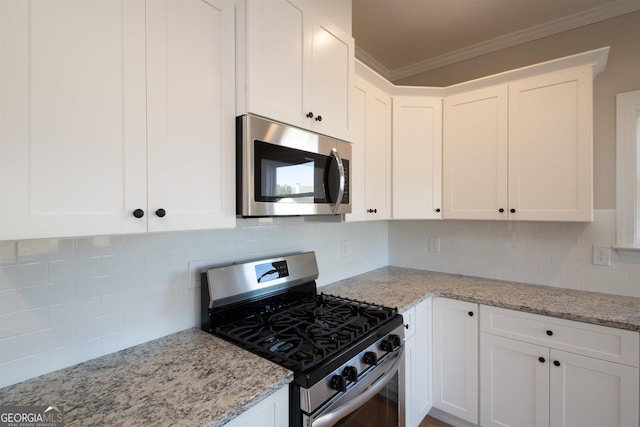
329 148 345 214
312 346 404 427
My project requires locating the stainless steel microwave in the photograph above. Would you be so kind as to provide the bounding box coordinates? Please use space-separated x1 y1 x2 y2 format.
237 114 351 217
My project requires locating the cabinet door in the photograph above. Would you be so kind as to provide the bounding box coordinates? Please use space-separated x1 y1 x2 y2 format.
223 386 289 427
508 67 593 221
549 350 639 427
432 298 478 424
0 0 147 240
480 333 550 427
347 72 391 221
410 299 432 426
241 0 312 129
443 85 508 220
309 15 354 141
392 96 443 219
347 82 368 222
146 0 235 232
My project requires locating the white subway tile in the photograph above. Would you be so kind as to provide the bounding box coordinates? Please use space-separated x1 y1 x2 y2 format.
49 257 101 282
47 338 102 374
0 337 18 363
77 275 124 301
76 313 123 341
0 352 49 388
75 235 124 257
0 242 17 266
101 252 145 275
0 289 18 314
0 307 49 339
18 327 71 358
17 239 74 262
0 263 48 290
18 281 76 310
49 298 101 327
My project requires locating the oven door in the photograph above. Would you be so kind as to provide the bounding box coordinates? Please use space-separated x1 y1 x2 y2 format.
306 346 404 427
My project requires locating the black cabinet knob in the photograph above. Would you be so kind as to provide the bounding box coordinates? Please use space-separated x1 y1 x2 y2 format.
499 208 504 213
510 208 516 213
546 330 554 336
538 357 546 363
306 112 314 119
468 311 474 317
133 209 144 218
330 374 348 392
315 115 322 122
342 366 358 382
435 208 441 213
155 208 166 218
404 324 410 330
363 351 378 366
553 360 561 367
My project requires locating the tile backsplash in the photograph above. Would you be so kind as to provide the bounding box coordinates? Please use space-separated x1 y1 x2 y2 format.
390 210 640 297
2 210 639 388
0 218 389 388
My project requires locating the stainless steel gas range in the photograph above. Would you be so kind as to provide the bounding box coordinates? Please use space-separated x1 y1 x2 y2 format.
201 252 404 427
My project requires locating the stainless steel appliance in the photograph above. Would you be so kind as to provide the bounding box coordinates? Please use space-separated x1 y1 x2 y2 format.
201 252 404 427
237 115 351 217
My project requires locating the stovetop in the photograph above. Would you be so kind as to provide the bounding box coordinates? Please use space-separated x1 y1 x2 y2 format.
213 293 398 372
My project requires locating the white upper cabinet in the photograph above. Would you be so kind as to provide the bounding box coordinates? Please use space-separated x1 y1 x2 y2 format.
393 91 443 219
442 48 608 222
146 0 236 233
443 85 508 220
508 67 593 221
347 63 392 221
0 0 235 241
237 0 354 141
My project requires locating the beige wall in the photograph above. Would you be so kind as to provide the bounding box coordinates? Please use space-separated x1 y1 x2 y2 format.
395 11 640 209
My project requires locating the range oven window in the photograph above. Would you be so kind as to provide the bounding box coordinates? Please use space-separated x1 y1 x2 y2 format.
254 140 346 204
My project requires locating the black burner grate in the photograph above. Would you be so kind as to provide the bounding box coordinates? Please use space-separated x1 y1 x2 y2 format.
213 293 397 372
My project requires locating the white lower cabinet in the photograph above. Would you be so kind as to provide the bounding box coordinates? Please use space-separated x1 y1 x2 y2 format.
223 386 288 427
403 298 433 427
480 305 640 427
432 297 479 424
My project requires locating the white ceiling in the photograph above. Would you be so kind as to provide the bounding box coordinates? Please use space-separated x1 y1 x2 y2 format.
352 0 640 81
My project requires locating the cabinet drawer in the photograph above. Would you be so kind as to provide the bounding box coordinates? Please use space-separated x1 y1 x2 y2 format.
480 305 639 367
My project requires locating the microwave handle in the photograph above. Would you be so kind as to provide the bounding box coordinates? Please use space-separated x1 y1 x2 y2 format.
330 148 345 213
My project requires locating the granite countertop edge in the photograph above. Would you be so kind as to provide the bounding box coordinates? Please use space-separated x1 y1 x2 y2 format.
320 266 640 332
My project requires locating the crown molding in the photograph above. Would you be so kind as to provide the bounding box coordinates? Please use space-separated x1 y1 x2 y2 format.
358 0 640 82
354 46 394 81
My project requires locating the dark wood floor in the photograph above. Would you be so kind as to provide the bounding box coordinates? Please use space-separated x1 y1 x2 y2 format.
419 415 454 427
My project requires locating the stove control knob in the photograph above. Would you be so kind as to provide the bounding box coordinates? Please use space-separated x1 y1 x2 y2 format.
343 366 358 382
389 334 402 348
363 351 378 366
330 374 348 392
380 338 395 352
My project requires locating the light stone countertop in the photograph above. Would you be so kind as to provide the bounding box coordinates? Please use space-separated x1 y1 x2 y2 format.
0 329 292 427
320 266 640 332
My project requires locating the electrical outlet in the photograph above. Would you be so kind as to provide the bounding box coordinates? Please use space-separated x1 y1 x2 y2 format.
429 237 440 253
341 240 348 257
592 245 611 266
